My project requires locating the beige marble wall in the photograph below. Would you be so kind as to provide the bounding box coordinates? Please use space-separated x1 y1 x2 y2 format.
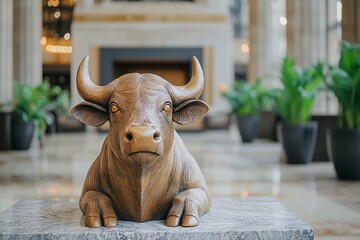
13 0 42 85
0 0 13 105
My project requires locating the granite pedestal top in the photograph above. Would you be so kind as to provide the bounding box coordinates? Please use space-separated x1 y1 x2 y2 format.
0 197 314 240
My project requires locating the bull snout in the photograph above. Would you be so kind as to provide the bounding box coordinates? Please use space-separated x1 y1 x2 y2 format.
124 124 161 154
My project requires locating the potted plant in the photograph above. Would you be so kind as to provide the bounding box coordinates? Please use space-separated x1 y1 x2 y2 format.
274 57 322 164
12 81 69 150
223 80 271 142
325 42 360 180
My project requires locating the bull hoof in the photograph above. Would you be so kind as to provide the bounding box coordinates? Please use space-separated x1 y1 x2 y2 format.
165 215 181 227
85 216 101 228
181 215 199 227
103 217 118 227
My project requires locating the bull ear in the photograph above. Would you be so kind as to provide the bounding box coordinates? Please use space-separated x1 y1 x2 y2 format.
173 100 209 125
71 101 108 126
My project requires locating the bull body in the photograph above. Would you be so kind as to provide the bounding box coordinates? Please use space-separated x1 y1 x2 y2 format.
72 56 211 228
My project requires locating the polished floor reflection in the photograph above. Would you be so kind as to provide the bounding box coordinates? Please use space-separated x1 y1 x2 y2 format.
0 126 359 239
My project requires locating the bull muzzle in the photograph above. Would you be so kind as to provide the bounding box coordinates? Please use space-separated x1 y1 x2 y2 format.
125 124 161 155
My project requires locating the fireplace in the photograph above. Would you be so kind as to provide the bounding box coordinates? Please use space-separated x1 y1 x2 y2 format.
71 0 234 130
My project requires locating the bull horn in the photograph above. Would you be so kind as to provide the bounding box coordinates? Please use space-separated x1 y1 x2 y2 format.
171 56 204 104
76 56 114 106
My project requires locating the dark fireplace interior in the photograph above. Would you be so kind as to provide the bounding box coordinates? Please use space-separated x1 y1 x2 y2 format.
100 48 203 87
113 60 190 86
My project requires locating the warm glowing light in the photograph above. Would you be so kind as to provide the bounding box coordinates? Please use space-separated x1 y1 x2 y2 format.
218 83 228 94
40 36 47 46
279 16 287 26
53 0 59 7
240 191 249 197
337 1 342 22
64 33 71 40
47 0 59 7
54 11 61 19
240 43 249 53
45 44 72 54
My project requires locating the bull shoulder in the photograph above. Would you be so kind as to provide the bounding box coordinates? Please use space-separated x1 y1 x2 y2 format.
172 131 209 193
81 137 111 196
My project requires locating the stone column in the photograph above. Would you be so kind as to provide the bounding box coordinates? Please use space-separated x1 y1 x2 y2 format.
342 0 360 43
0 0 13 104
13 0 42 85
287 0 336 115
248 0 286 87
286 0 327 68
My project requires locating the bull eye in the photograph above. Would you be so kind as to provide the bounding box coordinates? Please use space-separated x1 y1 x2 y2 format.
110 103 119 113
162 103 171 113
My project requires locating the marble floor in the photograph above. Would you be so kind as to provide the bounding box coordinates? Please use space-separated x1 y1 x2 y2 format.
0 125 359 239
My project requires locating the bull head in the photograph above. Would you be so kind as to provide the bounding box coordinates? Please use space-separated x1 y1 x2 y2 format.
72 56 209 161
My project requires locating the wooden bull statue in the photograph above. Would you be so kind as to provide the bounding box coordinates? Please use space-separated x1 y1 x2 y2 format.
71 56 211 228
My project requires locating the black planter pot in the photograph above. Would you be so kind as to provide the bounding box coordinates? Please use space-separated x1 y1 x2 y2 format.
280 121 318 164
257 111 280 142
326 128 360 180
311 115 337 162
236 114 260 143
11 121 35 150
0 112 13 150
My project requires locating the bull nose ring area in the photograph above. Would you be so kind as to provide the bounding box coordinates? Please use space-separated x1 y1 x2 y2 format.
153 131 161 141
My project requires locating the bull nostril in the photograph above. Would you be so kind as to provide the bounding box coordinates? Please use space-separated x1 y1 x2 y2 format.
153 131 161 141
125 132 133 142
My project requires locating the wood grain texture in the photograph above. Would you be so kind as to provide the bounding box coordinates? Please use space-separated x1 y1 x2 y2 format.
72 56 211 227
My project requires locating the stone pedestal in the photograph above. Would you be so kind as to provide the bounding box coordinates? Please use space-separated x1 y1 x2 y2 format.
0 197 314 240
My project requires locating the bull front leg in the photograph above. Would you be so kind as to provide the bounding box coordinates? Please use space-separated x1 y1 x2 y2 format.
166 188 210 227
80 191 118 228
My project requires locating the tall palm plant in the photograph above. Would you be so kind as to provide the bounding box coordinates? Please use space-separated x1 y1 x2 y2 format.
274 57 322 124
325 42 360 129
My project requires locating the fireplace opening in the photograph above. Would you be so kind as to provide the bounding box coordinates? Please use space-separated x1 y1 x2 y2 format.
100 48 202 87
113 60 191 86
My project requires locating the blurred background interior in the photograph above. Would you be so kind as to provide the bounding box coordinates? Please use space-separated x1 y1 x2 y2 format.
0 0 359 239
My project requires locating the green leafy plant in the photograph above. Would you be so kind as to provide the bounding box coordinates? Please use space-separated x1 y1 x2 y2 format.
223 80 272 116
13 81 70 138
325 42 360 129
274 57 322 124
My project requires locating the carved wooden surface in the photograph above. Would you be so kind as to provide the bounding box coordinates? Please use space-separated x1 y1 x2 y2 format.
71 56 211 227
